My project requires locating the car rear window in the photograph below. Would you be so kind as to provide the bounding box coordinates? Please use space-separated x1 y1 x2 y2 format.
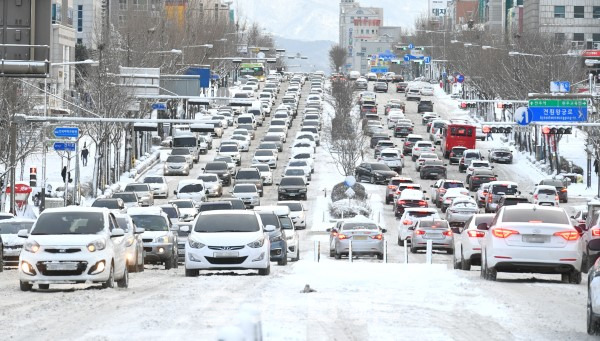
342 223 378 230
491 185 518 195
443 182 464 189
501 209 569 225
538 188 556 195
503 198 529 205
542 180 564 187
419 220 449 229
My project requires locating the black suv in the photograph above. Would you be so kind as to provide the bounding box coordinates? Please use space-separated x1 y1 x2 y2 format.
420 160 447 180
468 169 497 191
277 177 308 200
489 148 513 164
497 195 529 211
538 178 569 203
417 100 434 113
203 161 231 185
449 146 467 164
355 162 397 184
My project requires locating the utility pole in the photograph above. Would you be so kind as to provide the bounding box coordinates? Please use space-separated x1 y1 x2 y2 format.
9 120 17 215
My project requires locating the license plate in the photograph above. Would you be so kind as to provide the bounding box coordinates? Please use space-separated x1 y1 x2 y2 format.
425 234 443 239
523 235 549 243
353 236 368 241
430 173 438 176
214 251 239 258
46 262 78 271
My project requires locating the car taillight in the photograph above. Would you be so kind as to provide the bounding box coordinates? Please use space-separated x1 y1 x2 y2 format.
338 234 350 240
415 229 426 235
533 194 538 200
415 147 420 151
555 195 559 201
418 200 427 207
450 152 454 157
332 231 338 237
388 185 397 189
371 108 376 112
371 234 383 240
472 177 480 180
487 194 493 203
467 230 485 238
553 230 579 241
398 200 407 205
489 178 497 181
482 191 488 196
403 219 413 225
560 188 567 192
442 230 452 237
491 228 519 238
592 228 600 237
468 168 473 171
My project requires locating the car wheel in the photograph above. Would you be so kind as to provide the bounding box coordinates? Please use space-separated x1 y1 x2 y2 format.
487 266 497 281
334 252 342 260
453 251 460 269
410 246 417 254
377 253 384 260
278 253 288 266
117 266 129 288
562 269 582 284
461 251 471 271
102 262 115 289
447 248 454 255
20 281 32 291
258 264 271 276
582 252 590 273
164 256 173 270
370 176 375 184
172 251 178 269
588 288 600 335
385 197 390 204
292 244 300 262
185 268 199 277
38 284 50 290
397 236 402 246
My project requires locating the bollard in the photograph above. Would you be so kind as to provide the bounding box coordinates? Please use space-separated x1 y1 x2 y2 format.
426 240 433 264
404 239 408 264
383 240 387 263
318 241 321 263
349 240 353 263
314 240 319 262
322 211 325 222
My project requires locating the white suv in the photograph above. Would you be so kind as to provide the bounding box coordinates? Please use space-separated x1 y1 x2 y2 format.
184 211 272 276
18 207 131 291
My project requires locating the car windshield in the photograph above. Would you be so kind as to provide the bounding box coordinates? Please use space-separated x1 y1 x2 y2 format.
92 200 120 209
342 223 378 230
254 165 270 172
269 127 284 132
293 153 311 160
237 170 259 179
371 164 391 171
113 193 137 202
264 136 279 141
278 202 302 211
179 183 204 193
285 169 305 176
172 201 194 209
443 182 464 189
281 177 305 186
161 206 178 219
195 214 261 233
502 209 569 224
167 156 186 163
453 201 477 208
205 162 227 171
289 161 307 167
171 149 190 155
32 212 104 235
144 177 164 184
234 185 257 193
214 156 233 163
198 203 233 212
381 153 398 158
130 215 169 231
231 136 245 141
220 145 238 153
538 188 556 195
125 184 148 192
492 185 518 195
0 221 34 234
255 150 274 156
197 175 218 182
542 180 564 187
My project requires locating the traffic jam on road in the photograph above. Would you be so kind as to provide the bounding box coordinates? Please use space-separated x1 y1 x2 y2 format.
2 71 600 338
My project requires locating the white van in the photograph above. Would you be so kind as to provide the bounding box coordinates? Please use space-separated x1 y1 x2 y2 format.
349 71 361 80
236 114 257 129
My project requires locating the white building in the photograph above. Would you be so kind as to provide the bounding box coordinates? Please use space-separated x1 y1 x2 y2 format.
339 0 384 73
74 0 102 49
50 0 77 109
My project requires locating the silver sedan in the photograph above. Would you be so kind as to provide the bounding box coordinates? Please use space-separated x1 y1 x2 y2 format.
446 196 479 225
329 221 386 260
410 219 453 254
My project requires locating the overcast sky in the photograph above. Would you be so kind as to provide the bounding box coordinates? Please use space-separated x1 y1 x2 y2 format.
233 0 428 42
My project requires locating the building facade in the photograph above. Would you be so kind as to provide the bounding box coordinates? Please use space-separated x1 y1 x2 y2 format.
339 0 384 72
50 0 77 109
523 0 600 50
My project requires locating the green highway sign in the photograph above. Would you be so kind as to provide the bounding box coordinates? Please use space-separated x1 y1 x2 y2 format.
528 99 587 107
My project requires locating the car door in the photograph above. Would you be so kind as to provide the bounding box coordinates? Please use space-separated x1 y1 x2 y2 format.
108 213 127 276
431 180 442 201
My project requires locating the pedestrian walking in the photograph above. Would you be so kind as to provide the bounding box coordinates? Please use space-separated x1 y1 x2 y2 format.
594 159 599 176
486 131 493 141
81 144 89 167
61 166 67 183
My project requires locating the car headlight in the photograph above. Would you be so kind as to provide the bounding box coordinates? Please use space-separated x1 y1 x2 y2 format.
87 239 107 252
125 236 135 247
247 237 265 248
188 238 206 249
24 240 40 253
270 233 283 242
299 189 307 192
154 235 169 243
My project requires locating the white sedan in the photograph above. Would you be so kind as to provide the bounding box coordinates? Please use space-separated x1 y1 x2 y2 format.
452 213 494 271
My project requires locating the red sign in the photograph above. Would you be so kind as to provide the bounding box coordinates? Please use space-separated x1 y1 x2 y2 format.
582 50 600 58
6 184 32 194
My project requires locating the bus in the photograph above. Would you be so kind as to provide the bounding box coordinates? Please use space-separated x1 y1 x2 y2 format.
240 63 266 81
440 122 477 158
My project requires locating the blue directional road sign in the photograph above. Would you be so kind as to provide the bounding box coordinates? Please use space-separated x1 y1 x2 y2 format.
53 127 79 138
528 99 588 122
152 103 167 110
408 43 414 49
550 81 571 93
424 56 431 64
404 54 411 62
53 142 76 152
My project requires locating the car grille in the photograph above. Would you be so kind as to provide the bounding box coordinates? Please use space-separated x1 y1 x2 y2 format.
5 245 22 250
142 239 153 243
144 247 153 252
44 248 81 254
205 256 247 265
208 246 244 251
37 261 88 276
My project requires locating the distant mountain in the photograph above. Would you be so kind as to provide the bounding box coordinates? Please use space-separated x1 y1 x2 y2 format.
274 37 335 74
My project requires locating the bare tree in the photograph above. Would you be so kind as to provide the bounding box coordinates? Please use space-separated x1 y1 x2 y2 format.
329 44 347 74
323 80 367 176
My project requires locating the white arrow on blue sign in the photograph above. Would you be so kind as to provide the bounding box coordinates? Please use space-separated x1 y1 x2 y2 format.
53 142 76 152
53 127 79 138
424 56 431 64
152 103 167 110
408 43 414 49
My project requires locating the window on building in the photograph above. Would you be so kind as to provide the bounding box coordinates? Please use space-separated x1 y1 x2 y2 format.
119 0 127 10
51 3 62 24
594 7 600 19
573 33 585 41
593 34 600 43
574 6 585 18
554 33 565 44
77 38 83 45
554 6 565 18
77 5 83 32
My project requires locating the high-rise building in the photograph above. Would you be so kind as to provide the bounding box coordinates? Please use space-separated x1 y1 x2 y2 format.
523 0 600 50
339 0 383 72
50 0 77 109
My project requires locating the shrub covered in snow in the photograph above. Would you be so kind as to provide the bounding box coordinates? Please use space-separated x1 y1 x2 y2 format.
330 182 367 202
328 199 372 219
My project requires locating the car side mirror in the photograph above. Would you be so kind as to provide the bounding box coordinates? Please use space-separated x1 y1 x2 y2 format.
477 223 489 231
589 239 600 252
111 228 125 238
180 226 190 233
174 190 178 195
408 226 415 230
135 227 145 234
17 229 29 238
326 228 332 232
381 228 387 233
264 224 276 232
430 185 434 188
529 192 533 195
205 190 210 194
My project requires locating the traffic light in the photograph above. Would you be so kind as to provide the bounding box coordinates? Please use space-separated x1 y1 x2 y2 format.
396 46 409 51
489 125 513 134
497 102 513 109
482 125 491 134
542 126 572 135
29 167 37 187
461 101 477 109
